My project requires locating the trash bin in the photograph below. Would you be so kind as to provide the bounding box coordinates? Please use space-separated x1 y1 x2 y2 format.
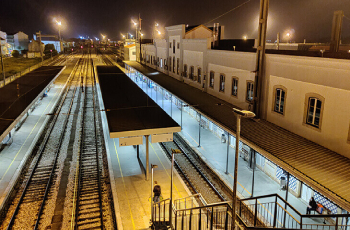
280 176 287 190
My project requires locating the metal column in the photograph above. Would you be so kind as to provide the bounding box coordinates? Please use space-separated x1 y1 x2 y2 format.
180 103 183 130
225 132 230 174
251 149 256 197
198 113 201 147
283 171 290 228
146 135 149 180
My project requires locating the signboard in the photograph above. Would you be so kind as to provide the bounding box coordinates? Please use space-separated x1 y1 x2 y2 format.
119 136 143 147
151 133 173 143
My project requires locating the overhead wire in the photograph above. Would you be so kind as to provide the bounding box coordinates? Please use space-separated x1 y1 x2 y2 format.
203 0 252 26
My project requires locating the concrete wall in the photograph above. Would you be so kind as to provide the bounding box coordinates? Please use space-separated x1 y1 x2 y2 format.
182 39 209 90
166 25 185 81
206 50 256 110
185 26 212 39
264 54 350 158
154 39 168 74
142 44 156 68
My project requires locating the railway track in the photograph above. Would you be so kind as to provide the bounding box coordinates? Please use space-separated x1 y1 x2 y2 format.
0 53 116 229
72 54 104 229
1 56 85 229
160 133 233 205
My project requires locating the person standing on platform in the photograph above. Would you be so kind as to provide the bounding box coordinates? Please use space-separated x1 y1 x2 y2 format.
153 182 161 203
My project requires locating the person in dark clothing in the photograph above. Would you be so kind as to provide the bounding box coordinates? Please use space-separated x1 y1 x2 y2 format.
153 182 161 203
306 197 317 214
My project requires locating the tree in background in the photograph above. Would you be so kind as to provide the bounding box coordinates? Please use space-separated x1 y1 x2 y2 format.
44 44 58 57
12 50 20 58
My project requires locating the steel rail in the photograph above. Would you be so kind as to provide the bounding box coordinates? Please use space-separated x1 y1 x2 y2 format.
6 56 84 230
74 53 104 229
173 134 226 202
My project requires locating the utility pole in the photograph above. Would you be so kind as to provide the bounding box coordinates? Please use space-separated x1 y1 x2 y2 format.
139 14 142 62
38 31 43 63
330 10 344 52
253 0 269 119
0 27 5 85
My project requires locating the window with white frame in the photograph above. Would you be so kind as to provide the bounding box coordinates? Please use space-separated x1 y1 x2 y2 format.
177 58 180 74
209 71 214 88
306 97 322 128
274 88 285 114
246 81 254 102
232 77 238 96
219 74 225 92
197 68 201 83
189 66 194 80
160 58 163 68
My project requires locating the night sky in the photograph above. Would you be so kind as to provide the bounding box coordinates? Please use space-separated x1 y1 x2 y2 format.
1 0 350 43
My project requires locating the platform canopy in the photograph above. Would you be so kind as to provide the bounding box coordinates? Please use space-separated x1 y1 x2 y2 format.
96 66 181 141
0 66 64 143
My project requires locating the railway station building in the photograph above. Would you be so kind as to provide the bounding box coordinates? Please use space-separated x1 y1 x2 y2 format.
135 23 350 216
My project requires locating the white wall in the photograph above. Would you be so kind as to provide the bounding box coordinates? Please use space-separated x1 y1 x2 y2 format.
206 50 256 110
185 26 212 39
265 54 350 158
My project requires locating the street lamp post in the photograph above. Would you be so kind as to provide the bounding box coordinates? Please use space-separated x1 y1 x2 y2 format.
170 148 181 227
151 164 158 222
231 108 255 230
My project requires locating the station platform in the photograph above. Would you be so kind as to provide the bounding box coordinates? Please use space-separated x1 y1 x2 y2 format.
0 60 77 210
121 61 350 226
0 66 65 143
95 65 190 230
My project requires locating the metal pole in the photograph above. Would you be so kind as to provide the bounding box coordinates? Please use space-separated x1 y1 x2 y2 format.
232 115 241 230
283 172 290 228
39 31 43 63
171 95 173 117
151 166 154 221
251 150 256 197
146 135 149 180
170 152 175 227
181 103 183 129
0 40 5 86
225 132 230 174
198 113 201 147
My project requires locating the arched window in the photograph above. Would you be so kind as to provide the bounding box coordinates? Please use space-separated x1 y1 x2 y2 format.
197 68 201 83
231 77 238 96
307 97 322 127
219 74 225 92
209 71 215 88
246 81 254 102
189 66 194 80
274 88 286 114
303 93 325 129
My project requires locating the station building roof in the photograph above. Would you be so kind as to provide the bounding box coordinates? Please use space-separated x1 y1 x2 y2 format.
96 66 180 139
125 61 350 212
0 66 64 142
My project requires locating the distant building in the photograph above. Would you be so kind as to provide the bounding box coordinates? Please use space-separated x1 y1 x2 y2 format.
0 37 10 56
34 33 63 53
27 39 44 58
124 44 136 61
6 31 29 53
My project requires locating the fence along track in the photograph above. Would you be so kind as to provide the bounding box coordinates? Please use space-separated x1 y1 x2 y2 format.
73 53 104 229
2 56 87 229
